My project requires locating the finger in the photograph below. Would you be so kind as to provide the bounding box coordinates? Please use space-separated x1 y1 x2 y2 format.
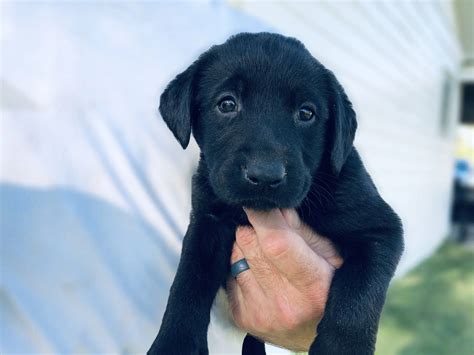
229 243 271 332
230 239 265 299
226 276 245 321
228 245 244 310
244 208 288 236
226 276 258 332
226 276 242 305
235 226 281 294
281 208 302 230
282 209 343 270
230 238 246 264
244 209 328 289
298 225 344 269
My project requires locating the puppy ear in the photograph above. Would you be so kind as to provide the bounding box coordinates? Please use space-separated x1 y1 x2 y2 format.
159 63 196 149
326 70 357 175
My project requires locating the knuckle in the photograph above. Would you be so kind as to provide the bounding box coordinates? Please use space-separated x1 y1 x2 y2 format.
236 227 256 249
235 272 252 288
281 312 299 330
275 295 299 330
262 232 291 258
253 312 271 333
247 252 271 273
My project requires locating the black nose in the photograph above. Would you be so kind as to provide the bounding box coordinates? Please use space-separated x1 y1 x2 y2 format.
243 161 287 187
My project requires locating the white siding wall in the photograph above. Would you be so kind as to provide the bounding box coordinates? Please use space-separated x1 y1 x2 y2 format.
232 0 462 274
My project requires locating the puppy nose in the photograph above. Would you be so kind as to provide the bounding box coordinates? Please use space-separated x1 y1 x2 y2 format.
243 161 286 187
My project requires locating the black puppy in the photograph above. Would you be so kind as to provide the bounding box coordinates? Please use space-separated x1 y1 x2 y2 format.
148 32 403 355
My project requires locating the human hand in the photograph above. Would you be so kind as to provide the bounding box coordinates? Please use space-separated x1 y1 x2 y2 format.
227 208 343 351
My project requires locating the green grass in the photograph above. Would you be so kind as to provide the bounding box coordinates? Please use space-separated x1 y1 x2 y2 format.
294 242 474 355
376 242 474 355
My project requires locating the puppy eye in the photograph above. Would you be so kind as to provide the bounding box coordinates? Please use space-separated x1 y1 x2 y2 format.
217 97 237 113
298 106 315 121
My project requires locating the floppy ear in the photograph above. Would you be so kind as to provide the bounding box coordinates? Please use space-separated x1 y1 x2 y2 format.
326 70 357 175
158 63 196 149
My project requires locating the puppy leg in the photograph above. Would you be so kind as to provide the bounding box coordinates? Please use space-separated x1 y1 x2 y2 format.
148 217 235 355
309 232 403 355
242 334 266 355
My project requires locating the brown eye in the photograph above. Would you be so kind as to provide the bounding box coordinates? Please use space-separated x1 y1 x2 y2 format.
218 97 237 113
298 106 315 121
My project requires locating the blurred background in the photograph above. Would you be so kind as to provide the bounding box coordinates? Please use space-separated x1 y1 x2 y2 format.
0 1 473 354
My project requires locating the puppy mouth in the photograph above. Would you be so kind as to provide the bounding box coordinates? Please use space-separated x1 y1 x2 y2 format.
226 183 310 211
238 198 280 211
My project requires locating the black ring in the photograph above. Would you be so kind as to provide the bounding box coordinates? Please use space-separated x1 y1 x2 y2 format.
231 258 250 278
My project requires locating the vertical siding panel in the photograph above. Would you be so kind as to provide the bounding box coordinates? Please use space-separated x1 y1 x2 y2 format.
234 0 461 273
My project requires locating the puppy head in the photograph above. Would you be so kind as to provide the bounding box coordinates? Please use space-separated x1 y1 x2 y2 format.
159 33 356 210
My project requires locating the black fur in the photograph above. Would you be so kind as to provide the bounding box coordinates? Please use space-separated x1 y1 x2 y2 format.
148 33 403 355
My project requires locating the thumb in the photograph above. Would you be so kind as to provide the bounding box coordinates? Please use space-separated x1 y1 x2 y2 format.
282 209 343 270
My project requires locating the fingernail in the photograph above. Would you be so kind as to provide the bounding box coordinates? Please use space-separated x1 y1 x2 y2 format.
242 207 251 216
